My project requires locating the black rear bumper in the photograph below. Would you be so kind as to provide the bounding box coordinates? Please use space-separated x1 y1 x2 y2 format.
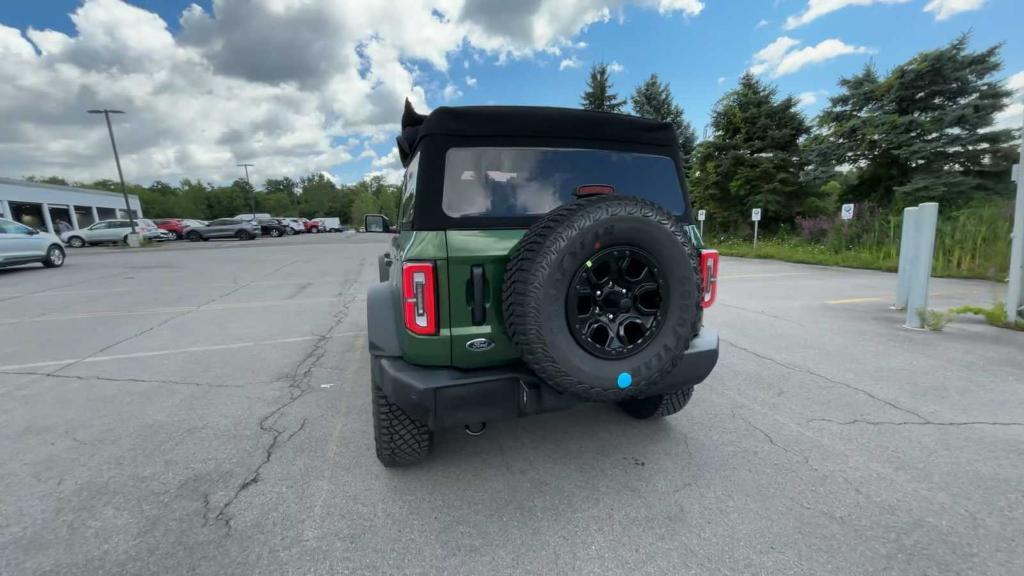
373 329 719 430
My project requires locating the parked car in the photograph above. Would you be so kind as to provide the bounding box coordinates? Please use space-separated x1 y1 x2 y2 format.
282 218 305 235
301 218 320 233
0 217 66 269
234 213 271 220
182 219 207 229
252 218 290 238
61 219 162 247
313 217 343 232
183 218 261 241
364 104 720 466
136 219 167 241
154 218 187 240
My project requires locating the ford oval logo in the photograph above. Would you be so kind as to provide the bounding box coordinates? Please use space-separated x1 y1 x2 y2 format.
466 338 495 352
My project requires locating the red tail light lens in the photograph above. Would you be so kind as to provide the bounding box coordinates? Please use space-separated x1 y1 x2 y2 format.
402 262 438 335
700 250 719 308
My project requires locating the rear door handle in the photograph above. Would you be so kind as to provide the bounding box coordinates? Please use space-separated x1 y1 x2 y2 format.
471 265 486 325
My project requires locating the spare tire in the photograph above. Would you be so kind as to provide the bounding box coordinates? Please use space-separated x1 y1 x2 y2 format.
503 195 701 401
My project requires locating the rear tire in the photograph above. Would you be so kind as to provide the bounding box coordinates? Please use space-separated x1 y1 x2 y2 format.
42 245 65 268
372 382 432 467
236 230 253 241
67 236 85 248
187 231 202 242
270 228 282 237
618 386 694 419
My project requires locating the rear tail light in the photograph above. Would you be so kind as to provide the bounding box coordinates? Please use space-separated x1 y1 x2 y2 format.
700 250 719 308
402 262 438 335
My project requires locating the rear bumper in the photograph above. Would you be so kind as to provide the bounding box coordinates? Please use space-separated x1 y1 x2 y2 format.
373 329 719 430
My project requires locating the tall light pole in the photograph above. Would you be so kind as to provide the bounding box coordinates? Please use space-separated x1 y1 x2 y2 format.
237 163 255 218
88 109 136 234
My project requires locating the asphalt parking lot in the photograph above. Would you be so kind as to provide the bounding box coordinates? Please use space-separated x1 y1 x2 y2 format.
1 233 1022 575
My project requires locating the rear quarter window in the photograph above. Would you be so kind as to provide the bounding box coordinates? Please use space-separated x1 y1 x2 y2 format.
442 147 684 218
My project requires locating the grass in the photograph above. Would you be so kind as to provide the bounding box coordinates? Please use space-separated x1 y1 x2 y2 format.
710 200 1013 281
918 308 955 331
717 237 900 273
948 301 1024 331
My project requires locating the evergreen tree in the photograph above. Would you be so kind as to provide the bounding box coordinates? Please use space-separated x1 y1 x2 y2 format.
812 35 1017 208
580 63 626 113
690 73 819 231
630 74 697 172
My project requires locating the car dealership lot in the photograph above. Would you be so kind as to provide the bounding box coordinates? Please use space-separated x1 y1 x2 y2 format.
1 234 1022 575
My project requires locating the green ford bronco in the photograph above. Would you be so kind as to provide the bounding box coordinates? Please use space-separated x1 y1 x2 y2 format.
365 102 720 466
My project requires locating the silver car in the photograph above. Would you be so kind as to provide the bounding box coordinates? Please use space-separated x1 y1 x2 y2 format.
0 217 66 269
183 218 261 241
61 219 162 247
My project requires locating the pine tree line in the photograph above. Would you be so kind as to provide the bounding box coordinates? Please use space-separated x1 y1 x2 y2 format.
579 34 1020 234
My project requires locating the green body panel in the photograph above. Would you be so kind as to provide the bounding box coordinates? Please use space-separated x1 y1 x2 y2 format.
445 230 527 369
394 230 452 366
395 224 703 369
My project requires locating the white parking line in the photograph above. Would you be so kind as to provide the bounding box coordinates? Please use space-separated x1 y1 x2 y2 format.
0 331 362 371
0 279 350 299
0 296 361 324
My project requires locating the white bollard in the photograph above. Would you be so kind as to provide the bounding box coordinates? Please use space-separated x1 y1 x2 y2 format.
904 202 939 329
1006 132 1023 323
894 206 919 310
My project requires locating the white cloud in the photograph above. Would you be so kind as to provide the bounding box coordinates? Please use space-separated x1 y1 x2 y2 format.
0 0 709 184
559 56 582 70
607 61 625 73
755 19 769 29
653 0 704 15
797 89 828 107
442 83 463 101
750 36 871 78
465 75 477 87
367 148 403 184
993 71 1024 131
717 76 727 85
784 0 910 29
923 0 985 20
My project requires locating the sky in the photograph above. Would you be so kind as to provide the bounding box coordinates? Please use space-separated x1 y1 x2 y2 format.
0 0 1020 188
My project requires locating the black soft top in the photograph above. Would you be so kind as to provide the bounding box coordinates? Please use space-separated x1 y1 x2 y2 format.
397 101 678 167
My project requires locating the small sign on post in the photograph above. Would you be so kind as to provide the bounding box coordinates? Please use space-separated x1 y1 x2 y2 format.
841 203 855 220
697 209 706 236
751 208 761 247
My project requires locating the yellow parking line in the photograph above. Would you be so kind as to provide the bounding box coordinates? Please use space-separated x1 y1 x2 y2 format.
719 272 811 280
826 296 886 305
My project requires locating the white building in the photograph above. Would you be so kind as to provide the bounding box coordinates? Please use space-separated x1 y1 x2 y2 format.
0 177 143 235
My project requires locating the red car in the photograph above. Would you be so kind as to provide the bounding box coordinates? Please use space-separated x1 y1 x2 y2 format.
153 218 187 240
301 218 320 233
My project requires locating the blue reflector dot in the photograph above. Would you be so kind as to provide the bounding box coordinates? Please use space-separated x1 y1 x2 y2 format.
617 372 633 389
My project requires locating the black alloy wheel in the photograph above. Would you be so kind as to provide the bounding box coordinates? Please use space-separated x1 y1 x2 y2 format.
567 246 665 359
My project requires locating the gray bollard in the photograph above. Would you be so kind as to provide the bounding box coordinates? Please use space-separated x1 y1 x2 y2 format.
894 206 919 310
904 202 939 329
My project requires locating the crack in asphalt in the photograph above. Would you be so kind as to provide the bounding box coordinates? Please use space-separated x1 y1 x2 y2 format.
808 418 1024 427
0 370 243 389
204 272 361 532
717 302 803 326
47 261 300 377
723 339 930 423
733 410 808 462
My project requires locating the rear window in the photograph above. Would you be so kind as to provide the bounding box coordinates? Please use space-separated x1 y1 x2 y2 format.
442 147 684 218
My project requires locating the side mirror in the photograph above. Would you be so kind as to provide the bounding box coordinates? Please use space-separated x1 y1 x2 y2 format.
363 214 392 233
27 228 39 235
